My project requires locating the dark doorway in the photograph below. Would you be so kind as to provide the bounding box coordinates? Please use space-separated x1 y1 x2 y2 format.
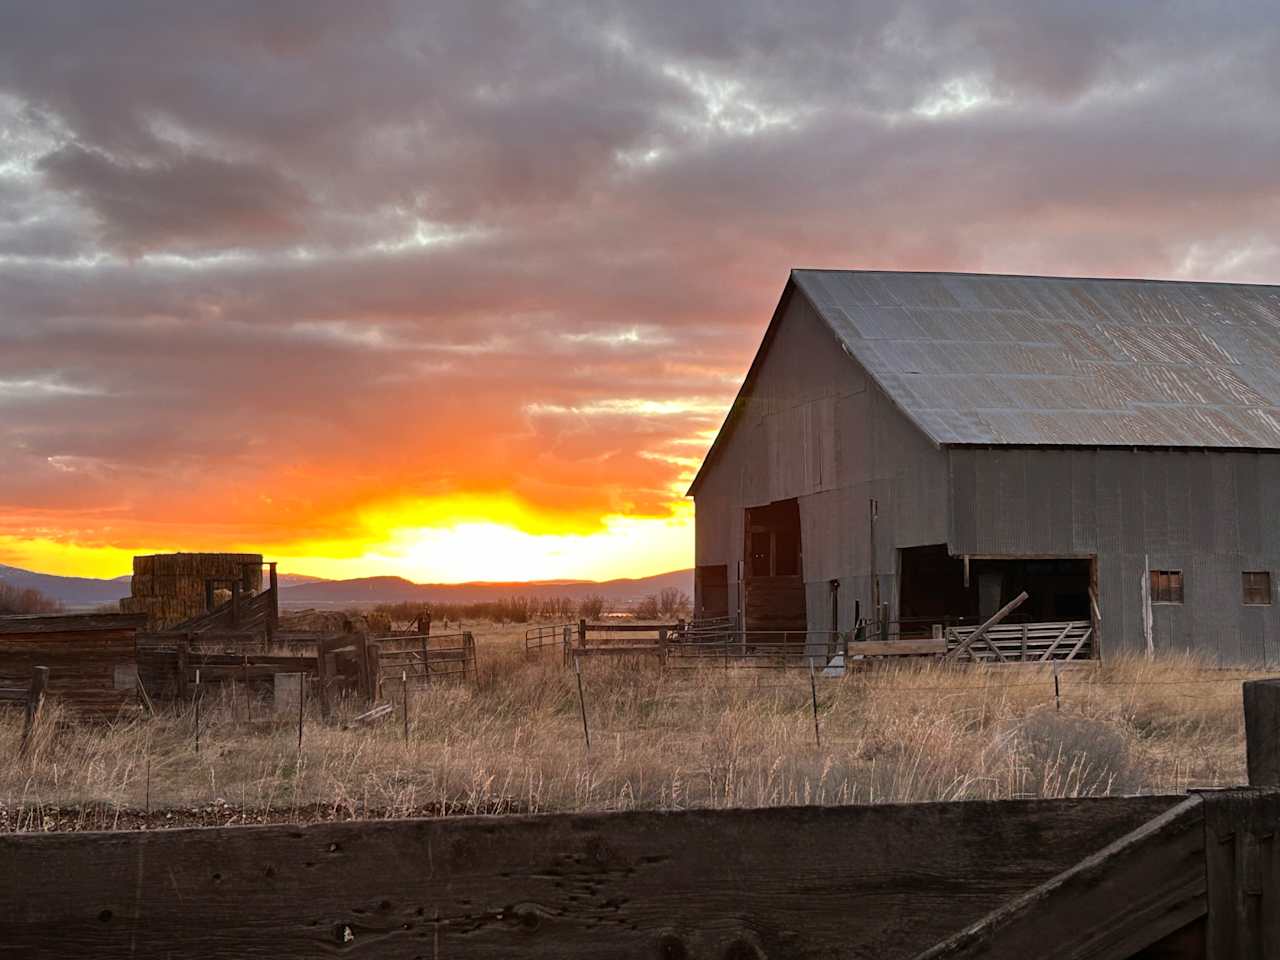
899 545 1093 629
695 564 729 619
743 499 806 632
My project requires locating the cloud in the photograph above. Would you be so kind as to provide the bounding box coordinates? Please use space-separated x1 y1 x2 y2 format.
0 1 1278 575
37 144 308 254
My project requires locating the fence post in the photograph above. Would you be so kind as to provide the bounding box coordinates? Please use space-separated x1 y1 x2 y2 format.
194 668 202 753
809 661 821 747
19 665 48 757
465 631 476 683
1244 679 1280 786
658 627 668 663
563 625 571 669
578 618 587 650
574 655 590 749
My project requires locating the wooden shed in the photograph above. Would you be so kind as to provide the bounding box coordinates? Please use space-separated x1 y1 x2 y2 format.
690 270 1280 665
0 613 146 719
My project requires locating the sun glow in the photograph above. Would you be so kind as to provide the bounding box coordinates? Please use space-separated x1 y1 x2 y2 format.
278 502 694 584
0 499 695 585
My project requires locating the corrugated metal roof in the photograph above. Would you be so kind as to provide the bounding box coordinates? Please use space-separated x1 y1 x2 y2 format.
792 270 1280 448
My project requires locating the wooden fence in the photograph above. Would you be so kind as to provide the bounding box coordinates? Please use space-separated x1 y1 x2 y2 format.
945 620 1094 663
3 680 1280 956
0 613 145 719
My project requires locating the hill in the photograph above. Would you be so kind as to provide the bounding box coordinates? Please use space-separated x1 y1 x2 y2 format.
0 563 693 610
277 569 693 607
0 564 131 608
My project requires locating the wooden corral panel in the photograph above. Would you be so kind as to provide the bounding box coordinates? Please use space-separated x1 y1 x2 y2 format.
0 614 145 720
0 795 1177 959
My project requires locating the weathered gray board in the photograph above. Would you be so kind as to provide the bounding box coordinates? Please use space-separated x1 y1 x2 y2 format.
0 796 1177 959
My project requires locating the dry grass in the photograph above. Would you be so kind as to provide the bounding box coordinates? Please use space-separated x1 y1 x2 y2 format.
0 629 1262 831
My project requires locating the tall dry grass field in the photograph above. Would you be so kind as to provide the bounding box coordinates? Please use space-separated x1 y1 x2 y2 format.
0 629 1261 832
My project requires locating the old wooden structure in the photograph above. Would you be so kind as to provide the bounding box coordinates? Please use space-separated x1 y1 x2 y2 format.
120 553 269 629
0 613 145 719
690 271 1280 664
2 680 1279 957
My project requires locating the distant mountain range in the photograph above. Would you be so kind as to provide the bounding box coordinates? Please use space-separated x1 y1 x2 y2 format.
0 564 133 607
275 569 693 608
0 563 693 610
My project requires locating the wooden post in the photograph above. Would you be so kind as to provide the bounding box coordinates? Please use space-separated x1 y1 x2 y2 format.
578 619 587 650
231 580 241 628
297 673 305 752
465 631 476 683
19 666 48 757
194 668 201 754
267 562 279 641
401 670 409 742
574 655 590 749
809 661 821 747
365 642 382 703
1020 623 1028 662
177 636 190 701
658 627 668 661
1243 679 1280 786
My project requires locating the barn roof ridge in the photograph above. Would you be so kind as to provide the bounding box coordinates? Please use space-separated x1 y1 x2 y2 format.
688 269 1280 496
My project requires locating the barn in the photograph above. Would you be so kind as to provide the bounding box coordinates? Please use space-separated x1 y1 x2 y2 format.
688 270 1280 665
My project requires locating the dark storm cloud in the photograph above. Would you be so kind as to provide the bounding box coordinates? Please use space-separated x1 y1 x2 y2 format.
1 0 1279 550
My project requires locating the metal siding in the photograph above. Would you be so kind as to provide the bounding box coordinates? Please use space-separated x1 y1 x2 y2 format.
942 448 1280 664
792 270 1280 449
695 292 949 630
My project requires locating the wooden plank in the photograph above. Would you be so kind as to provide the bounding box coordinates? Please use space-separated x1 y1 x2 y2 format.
914 795 1208 960
1038 622 1077 662
1204 789 1280 960
0 795 1179 960
943 592 1029 662
0 614 144 635
850 638 947 657
1063 627 1093 662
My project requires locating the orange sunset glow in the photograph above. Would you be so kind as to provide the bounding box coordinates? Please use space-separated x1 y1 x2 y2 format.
3 4 1279 584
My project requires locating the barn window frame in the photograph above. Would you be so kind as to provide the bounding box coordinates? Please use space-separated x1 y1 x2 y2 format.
1243 571 1272 606
1150 569 1183 604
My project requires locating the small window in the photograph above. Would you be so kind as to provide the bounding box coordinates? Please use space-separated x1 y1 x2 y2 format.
1244 571 1272 606
1150 570 1183 604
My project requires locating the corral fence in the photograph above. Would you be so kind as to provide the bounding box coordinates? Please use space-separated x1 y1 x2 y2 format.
7 680 1280 957
377 631 477 687
524 623 571 655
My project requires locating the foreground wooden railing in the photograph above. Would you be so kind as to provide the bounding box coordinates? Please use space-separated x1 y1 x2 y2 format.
2 681 1279 958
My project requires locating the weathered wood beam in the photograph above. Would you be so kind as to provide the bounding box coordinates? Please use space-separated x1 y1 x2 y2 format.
1243 679 1280 787
0 796 1179 960
913 794 1208 960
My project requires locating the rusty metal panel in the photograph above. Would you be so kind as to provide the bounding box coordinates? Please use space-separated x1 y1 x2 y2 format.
792 270 1280 449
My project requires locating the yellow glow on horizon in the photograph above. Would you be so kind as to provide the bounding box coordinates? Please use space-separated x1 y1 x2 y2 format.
0 500 695 585
278 504 693 583
0 536 151 580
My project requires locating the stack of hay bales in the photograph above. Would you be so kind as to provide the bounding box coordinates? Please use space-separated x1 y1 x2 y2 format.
121 553 263 628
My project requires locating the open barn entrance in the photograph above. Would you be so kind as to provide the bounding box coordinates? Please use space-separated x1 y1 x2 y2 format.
743 498 806 632
898 545 1094 633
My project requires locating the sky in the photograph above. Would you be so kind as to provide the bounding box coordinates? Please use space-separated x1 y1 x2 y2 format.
2 2 1279 582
